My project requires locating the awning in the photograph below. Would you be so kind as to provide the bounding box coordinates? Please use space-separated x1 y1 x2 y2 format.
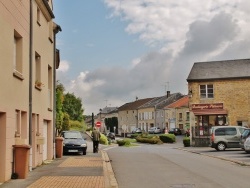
192 109 227 115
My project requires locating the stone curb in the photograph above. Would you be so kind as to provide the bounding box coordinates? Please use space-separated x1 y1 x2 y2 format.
176 147 250 166
101 150 118 188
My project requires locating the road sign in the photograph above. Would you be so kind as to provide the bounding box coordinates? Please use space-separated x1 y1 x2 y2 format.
96 121 101 127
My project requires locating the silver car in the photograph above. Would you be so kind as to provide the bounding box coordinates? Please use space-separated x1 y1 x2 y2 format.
210 126 245 151
244 136 250 153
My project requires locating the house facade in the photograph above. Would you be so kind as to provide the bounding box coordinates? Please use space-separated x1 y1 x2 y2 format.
155 92 184 131
164 96 189 133
0 0 60 182
187 59 250 146
118 98 153 134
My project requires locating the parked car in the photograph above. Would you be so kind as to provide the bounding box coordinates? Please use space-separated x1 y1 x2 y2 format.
244 136 250 153
148 127 161 134
61 131 87 155
210 126 245 151
131 128 142 134
106 132 116 140
240 128 250 149
168 128 182 135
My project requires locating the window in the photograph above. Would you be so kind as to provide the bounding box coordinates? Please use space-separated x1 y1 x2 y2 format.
37 7 41 26
200 84 214 98
15 110 27 137
13 31 23 79
48 65 52 110
186 112 190 121
35 52 41 89
225 128 237 135
179 113 183 121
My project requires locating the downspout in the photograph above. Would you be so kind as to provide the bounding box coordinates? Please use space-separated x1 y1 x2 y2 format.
53 24 61 159
29 0 33 171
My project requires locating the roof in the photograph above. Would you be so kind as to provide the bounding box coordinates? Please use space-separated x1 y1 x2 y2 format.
118 98 154 111
139 93 184 109
165 95 189 108
187 59 250 81
100 107 118 114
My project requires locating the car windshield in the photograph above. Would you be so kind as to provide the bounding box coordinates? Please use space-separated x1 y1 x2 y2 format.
242 129 250 137
63 132 82 139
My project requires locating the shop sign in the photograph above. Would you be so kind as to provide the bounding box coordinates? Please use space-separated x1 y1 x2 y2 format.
191 103 223 110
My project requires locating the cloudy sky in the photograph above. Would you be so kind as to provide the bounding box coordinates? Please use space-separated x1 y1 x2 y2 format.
53 0 250 115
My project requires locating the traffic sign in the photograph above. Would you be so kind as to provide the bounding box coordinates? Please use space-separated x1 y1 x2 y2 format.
96 121 101 127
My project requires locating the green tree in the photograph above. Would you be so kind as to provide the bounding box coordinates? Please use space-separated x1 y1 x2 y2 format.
62 93 84 122
62 113 70 131
56 81 65 135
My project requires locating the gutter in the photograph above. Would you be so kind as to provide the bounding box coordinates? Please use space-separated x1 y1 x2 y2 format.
29 0 33 171
53 23 61 158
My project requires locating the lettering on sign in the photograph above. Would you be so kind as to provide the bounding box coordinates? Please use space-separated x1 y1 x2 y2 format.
191 103 223 110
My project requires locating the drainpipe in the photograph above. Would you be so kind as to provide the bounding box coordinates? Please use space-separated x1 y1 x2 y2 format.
29 0 33 172
53 23 61 159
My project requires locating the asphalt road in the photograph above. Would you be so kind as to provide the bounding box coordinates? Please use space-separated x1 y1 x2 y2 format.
105 139 250 188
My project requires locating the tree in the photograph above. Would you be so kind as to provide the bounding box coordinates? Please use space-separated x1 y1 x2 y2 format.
56 81 65 135
62 93 84 122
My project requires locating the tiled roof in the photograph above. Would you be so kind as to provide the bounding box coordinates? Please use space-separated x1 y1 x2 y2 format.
139 93 184 109
187 59 250 81
100 107 118 114
118 98 154 111
155 93 184 109
165 95 189 108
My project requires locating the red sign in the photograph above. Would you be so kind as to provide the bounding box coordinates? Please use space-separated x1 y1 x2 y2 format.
96 121 101 127
191 103 223 110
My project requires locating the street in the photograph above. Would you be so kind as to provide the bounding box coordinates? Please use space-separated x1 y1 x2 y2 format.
105 138 250 188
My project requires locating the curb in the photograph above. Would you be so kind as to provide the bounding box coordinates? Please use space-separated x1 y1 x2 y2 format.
101 150 118 188
176 147 250 166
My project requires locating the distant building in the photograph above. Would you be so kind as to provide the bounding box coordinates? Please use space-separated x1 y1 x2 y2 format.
138 92 183 132
164 95 189 133
187 59 250 146
118 98 153 134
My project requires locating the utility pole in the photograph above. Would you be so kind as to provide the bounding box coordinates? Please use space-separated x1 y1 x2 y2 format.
92 113 94 129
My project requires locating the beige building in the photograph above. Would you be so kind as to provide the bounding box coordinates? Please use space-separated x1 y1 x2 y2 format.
187 59 250 146
164 96 189 133
118 98 153 134
0 0 60 182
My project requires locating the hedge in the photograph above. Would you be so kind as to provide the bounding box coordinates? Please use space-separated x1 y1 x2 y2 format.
183 136 190 147
159 134 176 143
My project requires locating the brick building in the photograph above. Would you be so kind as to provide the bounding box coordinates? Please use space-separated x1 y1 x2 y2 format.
187 59 250 146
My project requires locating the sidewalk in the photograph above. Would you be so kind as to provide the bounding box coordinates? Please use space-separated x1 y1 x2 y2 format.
0 142 118 188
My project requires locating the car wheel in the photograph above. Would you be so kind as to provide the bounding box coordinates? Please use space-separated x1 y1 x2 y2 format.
245 150 250 154
82 150 87 155
216 142 226 151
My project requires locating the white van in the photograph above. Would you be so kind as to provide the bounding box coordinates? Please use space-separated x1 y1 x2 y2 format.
210 126 245 151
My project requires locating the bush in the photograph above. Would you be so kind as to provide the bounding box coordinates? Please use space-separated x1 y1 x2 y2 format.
136 135 162 144
159 134 176 143
100 134 109 145
117 139 131 146
70 120 83 130
183 137 190 147
130 133 141 139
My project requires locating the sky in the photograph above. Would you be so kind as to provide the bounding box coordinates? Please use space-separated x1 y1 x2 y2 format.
53 0 250 115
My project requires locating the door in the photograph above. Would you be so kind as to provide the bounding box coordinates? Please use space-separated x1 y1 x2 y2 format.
225 127 239 148
43 121 48 160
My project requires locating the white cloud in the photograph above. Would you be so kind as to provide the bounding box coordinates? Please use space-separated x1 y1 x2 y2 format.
61 0 250 115
57 60 70 73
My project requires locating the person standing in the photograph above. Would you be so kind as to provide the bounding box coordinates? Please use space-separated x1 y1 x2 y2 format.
91 127 101 153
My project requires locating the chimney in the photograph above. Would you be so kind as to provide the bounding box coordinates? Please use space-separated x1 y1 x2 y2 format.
166 91 170 98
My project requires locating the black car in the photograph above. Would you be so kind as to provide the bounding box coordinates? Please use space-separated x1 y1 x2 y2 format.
168 128 182 135
107 132 115 140
62 131 87 155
